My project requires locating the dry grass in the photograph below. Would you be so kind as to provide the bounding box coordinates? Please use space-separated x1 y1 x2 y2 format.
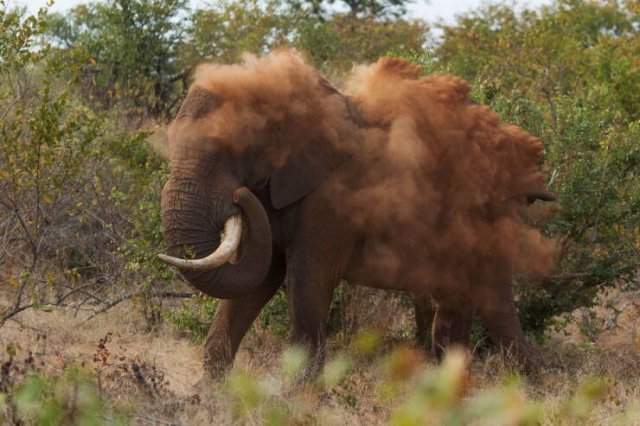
0 287 639 425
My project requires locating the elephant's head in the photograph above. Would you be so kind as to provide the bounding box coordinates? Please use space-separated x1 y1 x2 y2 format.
157 85 275 299
157 59 358 299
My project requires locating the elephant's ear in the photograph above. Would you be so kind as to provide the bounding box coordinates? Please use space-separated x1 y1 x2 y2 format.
270 141 346 209
269 79 360 209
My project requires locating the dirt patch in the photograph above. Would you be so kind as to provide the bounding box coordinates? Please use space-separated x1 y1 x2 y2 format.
0 300 203 399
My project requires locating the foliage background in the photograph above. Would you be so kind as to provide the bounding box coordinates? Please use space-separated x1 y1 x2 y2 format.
4 0 637 334
1 0 639 423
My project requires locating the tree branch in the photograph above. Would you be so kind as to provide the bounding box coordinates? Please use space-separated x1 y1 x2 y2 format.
82 291 195 323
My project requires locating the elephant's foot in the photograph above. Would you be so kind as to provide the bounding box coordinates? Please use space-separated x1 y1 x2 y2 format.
192 352 232 397
431 306 472 360
193 373 218 396
202 361 233 382
303 347 327 382
281 340 327 384
490 339 544 375
203 344 234 381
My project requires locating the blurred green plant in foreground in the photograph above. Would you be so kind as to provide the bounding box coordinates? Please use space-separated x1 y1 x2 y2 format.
1 329 638 425
2 0 640 406
222 330 638 426
0 352 127 425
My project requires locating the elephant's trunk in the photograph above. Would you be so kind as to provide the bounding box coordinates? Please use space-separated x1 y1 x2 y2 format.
160 183 272 299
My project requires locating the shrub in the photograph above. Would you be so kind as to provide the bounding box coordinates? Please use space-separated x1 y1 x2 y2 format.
0 3 108 324
165 295 218 341
45 0 190 118
222 336 636 426
0 2 179 329
0 347 127 425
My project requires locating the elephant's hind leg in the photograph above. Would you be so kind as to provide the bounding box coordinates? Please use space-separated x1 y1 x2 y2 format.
203 254 285 379
476 279 542 372
431 304 473 359
413 294 436 351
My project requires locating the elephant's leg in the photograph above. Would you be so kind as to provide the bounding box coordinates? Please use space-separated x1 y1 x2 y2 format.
285 199 356 378
286 268 336 378
476 285 541 371
413 294 436 351
203 255 285 379
431 304 473 359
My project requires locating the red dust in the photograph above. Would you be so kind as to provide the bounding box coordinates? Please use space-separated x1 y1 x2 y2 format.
341 57 556 297
169 50 556 299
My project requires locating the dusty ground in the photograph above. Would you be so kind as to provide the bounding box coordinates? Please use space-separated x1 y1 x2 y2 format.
1 287 639 425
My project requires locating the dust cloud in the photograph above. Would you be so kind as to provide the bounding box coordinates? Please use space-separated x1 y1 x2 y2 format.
174 50 556 297
341 57 556 298
169 50 358 169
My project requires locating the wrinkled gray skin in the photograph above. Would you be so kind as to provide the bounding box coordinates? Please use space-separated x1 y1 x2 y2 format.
161 82 552 380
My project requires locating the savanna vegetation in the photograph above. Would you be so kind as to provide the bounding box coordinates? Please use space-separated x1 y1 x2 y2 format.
0 0 639 424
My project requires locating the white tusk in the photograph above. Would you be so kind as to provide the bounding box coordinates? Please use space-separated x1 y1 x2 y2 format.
158 215 242 270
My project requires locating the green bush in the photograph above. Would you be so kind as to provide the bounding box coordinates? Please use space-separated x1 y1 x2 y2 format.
45 0 189 118
0 2 176 328
0 3 108 323
165 289 290 342
222 336 637 426
296 15 427 73
165 295 218 341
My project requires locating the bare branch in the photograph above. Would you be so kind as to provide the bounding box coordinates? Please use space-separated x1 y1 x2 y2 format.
82 291 195 323
1 288 195 327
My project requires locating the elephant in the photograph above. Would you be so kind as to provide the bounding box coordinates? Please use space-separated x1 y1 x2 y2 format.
158 51 556 379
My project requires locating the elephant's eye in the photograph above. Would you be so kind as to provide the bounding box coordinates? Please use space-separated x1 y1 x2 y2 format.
253 177 269 190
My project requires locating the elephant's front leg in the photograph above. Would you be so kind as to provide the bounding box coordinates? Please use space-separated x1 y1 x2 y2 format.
203 255 285 379
286 266 336 378
286 199 356 378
